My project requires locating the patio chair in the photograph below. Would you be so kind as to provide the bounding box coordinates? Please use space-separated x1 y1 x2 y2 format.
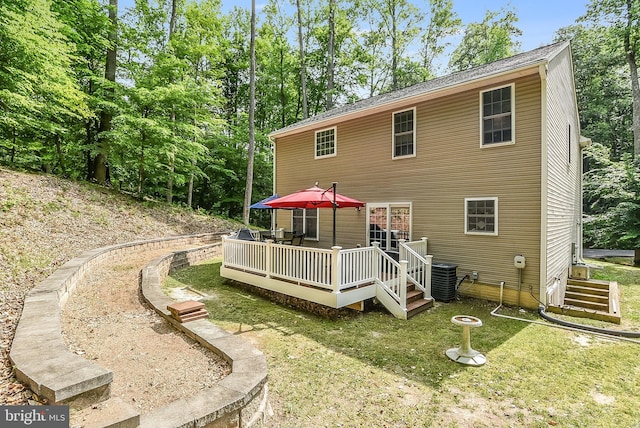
281 231 294 244
290 233 305 246
259 230 273 241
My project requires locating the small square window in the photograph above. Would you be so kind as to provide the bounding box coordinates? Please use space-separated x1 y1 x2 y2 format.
465 198 498 235
315 127 336 158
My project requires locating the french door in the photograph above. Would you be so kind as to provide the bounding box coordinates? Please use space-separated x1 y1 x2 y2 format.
367 203 411 251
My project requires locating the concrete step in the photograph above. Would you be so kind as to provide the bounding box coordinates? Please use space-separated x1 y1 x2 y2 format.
71 397 140 428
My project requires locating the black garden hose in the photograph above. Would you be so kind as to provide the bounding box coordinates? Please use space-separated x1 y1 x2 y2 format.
538 305 640 339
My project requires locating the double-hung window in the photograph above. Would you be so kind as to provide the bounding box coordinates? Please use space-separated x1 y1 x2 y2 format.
292 208 318 240
315 127 336 159
481 84 514 146
392 108 416 159
465 198 498 235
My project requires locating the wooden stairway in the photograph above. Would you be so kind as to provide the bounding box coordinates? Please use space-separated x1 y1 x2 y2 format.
406 282 434 319
548 278 620 324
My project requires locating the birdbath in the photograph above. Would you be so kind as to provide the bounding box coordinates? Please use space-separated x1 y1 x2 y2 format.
446 315 486 366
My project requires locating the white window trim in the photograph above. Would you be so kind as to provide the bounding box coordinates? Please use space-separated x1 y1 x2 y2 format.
314 126 337 159
292 208 319 241
464 197 498 236
479 83 515 148
392 107 417 160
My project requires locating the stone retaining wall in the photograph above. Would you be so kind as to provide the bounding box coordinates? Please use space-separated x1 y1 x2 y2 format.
10 233 270 428
139 245 270 428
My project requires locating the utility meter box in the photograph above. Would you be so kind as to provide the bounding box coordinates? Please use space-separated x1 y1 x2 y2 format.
514 255 526 269
571 264 590 280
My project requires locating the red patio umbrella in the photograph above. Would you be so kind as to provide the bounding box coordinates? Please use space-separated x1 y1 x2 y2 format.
265 183 365 246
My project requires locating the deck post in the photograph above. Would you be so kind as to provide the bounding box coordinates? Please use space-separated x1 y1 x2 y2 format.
371 242 380 277
424 254 433 299
265 239 273 278
221 235 226 267
399 239 406 262
331 246 342 293
399 260 408 310
420 237 428 256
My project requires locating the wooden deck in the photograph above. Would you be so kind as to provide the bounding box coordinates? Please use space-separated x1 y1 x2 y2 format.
220 236 433 319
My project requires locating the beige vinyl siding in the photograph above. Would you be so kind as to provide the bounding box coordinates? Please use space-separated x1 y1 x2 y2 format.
274 73 543 305
543 48 581 304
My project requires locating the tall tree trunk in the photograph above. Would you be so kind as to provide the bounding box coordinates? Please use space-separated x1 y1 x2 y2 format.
187 159 194 208
391 1 398 91
243 0 257 226
296 0 308 119
169 0 178 37
138 139 145 198
54 134 65 175
95 0 118 184
11 127 16 164
326 0 335 110
280 45 286 128
625 0 640 157
167 109 175 204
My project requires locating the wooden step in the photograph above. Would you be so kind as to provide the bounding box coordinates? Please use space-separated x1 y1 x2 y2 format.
563 297 609 312
406 289 423 304
567 278 610 289
564 291 609 305
167 300 208 323
566 284 609 297
407 298 433 319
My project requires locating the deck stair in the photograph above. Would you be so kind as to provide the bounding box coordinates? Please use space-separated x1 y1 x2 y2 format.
548 278 620 324
405 281 434 319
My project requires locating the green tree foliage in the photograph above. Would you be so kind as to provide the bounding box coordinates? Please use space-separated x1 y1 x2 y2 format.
582 0 640 158
449 6 522 72
556 25 633 160
0 0 552 229
0 0 90 171
583 143 640 263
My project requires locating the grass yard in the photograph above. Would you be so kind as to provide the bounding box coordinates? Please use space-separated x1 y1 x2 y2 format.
165 259 640 428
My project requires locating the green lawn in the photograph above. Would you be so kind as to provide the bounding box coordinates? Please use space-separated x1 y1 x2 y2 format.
165 259 640 428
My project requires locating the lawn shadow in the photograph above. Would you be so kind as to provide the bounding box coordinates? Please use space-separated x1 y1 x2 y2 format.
168 261 531 388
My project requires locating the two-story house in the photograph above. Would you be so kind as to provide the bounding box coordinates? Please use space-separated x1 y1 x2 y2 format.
268 41 589 310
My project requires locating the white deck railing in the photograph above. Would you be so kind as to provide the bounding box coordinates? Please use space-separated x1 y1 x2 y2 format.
221 236 431 313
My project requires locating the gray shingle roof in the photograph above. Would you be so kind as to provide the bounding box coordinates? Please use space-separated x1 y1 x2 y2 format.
271 40 569 137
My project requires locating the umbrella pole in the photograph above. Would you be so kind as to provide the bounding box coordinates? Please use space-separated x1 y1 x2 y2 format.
332 182 337 247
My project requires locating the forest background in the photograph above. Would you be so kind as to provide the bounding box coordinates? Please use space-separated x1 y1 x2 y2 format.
1 0 639 254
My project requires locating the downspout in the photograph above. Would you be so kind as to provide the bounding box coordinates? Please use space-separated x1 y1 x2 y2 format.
539 63 550 306
269 135 277 231
576 136 592 264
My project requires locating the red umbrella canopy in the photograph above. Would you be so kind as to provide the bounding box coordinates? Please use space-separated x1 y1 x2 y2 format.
265 185 365 209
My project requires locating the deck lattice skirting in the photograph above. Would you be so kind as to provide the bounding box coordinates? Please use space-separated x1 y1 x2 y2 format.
10 233 270 428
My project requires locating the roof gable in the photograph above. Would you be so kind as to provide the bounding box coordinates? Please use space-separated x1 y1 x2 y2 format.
271 41 570 138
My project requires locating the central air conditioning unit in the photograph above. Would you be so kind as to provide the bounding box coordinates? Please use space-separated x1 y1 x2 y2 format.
431 262 458 302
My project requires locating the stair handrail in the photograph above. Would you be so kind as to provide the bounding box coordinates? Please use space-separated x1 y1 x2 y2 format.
371 243 407 311
399 239 432 300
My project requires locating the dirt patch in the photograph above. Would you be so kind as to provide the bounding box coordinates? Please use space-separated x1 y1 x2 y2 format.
61 247 230 413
